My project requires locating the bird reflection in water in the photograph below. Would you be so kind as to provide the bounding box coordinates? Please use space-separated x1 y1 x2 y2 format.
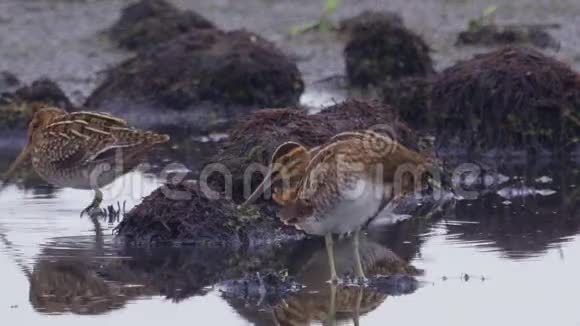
24 237 149 315
270 233 420 326
29 259 127 315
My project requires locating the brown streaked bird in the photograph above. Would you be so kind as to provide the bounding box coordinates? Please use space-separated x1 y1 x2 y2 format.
2 106 170 220
243 141 319 207
242 130 429 283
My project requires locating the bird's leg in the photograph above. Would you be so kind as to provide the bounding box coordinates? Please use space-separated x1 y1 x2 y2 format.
353 228 367 281
325 234 340 284
80 189 104 218
352 286 363 326
91 214 104 253
325 282 337 326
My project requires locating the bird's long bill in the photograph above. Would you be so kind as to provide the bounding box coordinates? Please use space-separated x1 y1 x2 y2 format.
1 144 31 189
240 170 274 207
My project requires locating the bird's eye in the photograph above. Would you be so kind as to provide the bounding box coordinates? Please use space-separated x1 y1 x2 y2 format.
28 120 39 130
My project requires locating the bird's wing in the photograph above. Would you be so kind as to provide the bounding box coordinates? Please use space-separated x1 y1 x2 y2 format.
64 111 128 129
41 114 168 168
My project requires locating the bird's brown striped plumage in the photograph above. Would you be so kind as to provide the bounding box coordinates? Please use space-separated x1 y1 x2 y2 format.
242 129 430 283
2 106 169 218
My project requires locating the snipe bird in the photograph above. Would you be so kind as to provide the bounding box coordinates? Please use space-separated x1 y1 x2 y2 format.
2 107 170 219
241 130 429 283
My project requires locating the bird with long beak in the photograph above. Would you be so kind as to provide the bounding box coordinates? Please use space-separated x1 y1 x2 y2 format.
241 130 429 283
1 106 169 222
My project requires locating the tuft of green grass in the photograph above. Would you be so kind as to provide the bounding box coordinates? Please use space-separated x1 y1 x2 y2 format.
289 0 341 35
467 4 498 30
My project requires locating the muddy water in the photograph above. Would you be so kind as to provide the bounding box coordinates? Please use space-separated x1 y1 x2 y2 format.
2 0 580 325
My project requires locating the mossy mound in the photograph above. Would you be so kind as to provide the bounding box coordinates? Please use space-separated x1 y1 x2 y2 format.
431 47 580 154
115 181 302 246
109 0 215 51
456 24 559 50
208 99 420 200
343 11 434 87
381 76 433 128
86 29 304 115
0 79 73 132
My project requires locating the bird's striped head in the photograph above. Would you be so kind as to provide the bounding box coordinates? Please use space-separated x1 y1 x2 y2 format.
241 141 313 207
27 106 66 141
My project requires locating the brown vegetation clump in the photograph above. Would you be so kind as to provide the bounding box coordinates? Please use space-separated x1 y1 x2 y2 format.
343 11 433 87
115 181 303 246
381 76 433 129
431 47 580 154
87 29 304 113
109 0 215 51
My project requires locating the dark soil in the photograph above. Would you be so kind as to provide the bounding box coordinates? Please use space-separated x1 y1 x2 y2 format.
109 0 216 52
86 29 303 132
456 23 560 50
343 10 434 87
431 46 580 155
208 99 422 202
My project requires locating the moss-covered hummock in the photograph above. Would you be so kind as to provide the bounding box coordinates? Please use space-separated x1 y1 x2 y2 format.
109 0 215 51
343 11 434 87
87 29 304 118
431 46 580 154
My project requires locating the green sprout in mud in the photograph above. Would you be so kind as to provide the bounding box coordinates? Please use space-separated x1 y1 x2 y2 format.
467 4 498 30
564 110 580 145
289 0 340 35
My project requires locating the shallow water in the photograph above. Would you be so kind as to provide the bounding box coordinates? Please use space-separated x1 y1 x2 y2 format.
2 0 580 325
1 158 579 325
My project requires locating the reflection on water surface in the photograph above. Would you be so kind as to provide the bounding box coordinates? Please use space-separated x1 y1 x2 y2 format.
1 147 579 325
